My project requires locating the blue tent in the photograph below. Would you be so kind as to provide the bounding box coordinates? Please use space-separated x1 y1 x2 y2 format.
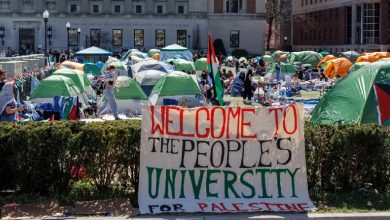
75 46 112 56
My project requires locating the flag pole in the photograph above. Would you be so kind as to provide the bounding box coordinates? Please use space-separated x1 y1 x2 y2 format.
207 34 219 105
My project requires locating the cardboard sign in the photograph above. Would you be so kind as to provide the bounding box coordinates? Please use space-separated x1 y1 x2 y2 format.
138 105 315 214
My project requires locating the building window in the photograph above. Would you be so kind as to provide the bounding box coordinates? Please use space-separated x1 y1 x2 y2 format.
90 29 101 47
225 0 243 13
93 4 99 13
134 29 144 46
136 5 142 13
112 29 122 46
157 5 163 14
68 28 78 46
178 5 184 14
114 5 121 13
70 4 77 13
362 3 380 44
177 30 187 46
155 29 165 47
230 30 239 48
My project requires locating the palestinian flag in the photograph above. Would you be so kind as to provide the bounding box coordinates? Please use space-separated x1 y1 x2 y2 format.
207 34 224 106
373 83 390 126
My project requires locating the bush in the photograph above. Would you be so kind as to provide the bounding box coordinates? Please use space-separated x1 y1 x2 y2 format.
0 121 390 206
232 49 249 58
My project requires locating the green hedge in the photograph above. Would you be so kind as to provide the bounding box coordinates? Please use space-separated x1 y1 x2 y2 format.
1 121 389 204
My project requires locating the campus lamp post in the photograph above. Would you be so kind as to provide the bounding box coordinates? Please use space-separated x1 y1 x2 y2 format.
77 28 81 48
284 36 288 51
43 10 49 65
0 25 4 46
66 22 70 58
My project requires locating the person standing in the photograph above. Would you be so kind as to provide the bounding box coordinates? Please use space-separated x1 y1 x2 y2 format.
0 82 25 122
242 70 254 102
0 69 7 92
98 65 119 120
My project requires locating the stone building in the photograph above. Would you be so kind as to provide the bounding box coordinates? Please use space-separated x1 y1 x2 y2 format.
0 0 266 54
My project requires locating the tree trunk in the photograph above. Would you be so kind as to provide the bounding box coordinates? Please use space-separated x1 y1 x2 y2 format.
266 17 274 51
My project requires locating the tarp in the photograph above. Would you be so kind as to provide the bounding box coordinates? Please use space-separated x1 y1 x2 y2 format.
160 44 193 61
149 71 203 105
288 51 322 68
30 75 81 99
59 61 84 71
311 61 390 125
172 58 195 73
323 58 353 78
317 55 337 68
340 51 360 63
272 50 288 62
75 46 112 56
194 58 208 71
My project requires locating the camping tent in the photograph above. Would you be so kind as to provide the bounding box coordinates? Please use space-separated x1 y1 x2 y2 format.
53 68 96 100
149 71 204 106
272 51 288 62
75 46 112 63
84 63 101 76
348 62 370 73
356 52 390 63
340 51 360 63
131 59 174 75
134 70 168 96
172 58 195 73
262 55 274 63
160 44 193 61
266 63 296 79
288 51 322 68
318 55 337 68
110 76 149 114
120 49 148 61
323 58 353 78
194 58 208 71
311 61 390 125
148 49 160 57
30 75 81 103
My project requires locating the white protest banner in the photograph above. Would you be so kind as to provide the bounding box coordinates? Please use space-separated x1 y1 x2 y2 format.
138 105 316 214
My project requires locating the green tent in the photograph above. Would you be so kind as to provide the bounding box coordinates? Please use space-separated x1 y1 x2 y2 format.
348 62 370 73
319 51 330 56
194 58 207 71
288 51 323 68
149 71 203 104
30 75 81 99
266 63 296 78
53 68 91 93
262 55 274 63
84 63 101 76
340 51 360 63
173 58 195 73
114 77 148 100
311 61 390 125
120 49 148 61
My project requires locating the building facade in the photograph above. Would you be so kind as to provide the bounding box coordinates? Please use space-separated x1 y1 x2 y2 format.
292 0 389 53
0 0 265 54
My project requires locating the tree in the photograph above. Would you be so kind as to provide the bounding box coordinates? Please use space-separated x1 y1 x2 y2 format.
265 0 291 51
